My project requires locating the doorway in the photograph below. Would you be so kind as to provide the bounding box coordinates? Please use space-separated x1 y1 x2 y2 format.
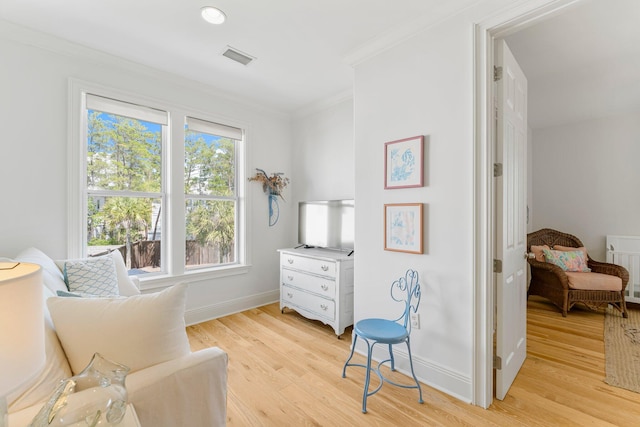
473 0 587 409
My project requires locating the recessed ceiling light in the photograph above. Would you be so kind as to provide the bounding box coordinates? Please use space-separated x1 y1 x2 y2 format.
201 6 226 25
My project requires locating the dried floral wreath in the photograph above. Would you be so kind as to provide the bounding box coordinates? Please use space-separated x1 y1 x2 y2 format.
248 168 290 200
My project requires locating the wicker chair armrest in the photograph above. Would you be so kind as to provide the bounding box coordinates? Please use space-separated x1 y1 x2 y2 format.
527 259 570 289
527 259 559 272
588 260 629 289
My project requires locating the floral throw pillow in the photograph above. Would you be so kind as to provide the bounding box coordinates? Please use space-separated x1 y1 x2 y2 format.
542 248 591 272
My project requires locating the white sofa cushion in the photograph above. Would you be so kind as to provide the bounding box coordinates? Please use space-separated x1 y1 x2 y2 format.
126 347 228 426
9 347 229 427
110 250 141 296
14 247 67 294
47 283 191 375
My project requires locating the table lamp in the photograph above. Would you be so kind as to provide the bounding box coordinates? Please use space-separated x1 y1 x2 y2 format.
0 262 44 427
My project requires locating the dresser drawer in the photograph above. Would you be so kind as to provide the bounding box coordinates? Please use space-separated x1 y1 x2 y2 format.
282 268 336 298
281 254 336 277
282 285 335 320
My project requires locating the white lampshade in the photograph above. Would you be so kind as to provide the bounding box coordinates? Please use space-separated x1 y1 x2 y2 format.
0 262 45 398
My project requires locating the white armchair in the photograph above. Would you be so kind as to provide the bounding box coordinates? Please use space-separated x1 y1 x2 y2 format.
6 248 228 426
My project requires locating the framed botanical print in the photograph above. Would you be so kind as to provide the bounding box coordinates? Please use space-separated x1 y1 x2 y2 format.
384 135 424 189
384 203 423 254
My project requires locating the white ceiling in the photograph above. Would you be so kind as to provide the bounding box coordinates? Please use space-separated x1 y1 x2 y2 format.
1 0 638 125
505 0 640 129
0 0 475 114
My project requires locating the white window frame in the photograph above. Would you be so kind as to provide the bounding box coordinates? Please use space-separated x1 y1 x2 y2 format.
85 93 168 274
184 116 242 271
69 79 249 290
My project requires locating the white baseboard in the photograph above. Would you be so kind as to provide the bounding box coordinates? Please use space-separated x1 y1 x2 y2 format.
350 339 472 403
184 290 280 326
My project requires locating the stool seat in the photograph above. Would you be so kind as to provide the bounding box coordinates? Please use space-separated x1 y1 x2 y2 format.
355 318 408 343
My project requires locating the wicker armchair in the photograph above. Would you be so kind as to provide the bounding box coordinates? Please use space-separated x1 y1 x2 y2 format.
527 228 628 318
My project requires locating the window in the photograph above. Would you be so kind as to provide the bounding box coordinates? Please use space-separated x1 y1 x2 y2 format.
184 117 241 270
85 95 166 273
71 82 247 283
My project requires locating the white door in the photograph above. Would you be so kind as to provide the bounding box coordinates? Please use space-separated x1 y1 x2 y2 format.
495 39 528 401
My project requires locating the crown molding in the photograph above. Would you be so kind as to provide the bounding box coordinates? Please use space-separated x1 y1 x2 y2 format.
293 89 354 120
343 0 482 67
0 19 290 119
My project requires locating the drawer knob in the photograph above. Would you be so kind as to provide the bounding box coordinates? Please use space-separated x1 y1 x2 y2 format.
287 292 294 298
287 258 294 264
288 275 294 281
320 304 328 311
321 284 329 291
321 265 329 271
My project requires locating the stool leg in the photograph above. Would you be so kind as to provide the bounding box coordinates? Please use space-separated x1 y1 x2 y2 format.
342 334 359 378
362 339 373 413
405 338 423 404
388 344 395 371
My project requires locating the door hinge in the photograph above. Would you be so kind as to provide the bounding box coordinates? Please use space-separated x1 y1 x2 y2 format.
493 163 503 177
493 259 502 273
494 355 502 370
494 66 503 82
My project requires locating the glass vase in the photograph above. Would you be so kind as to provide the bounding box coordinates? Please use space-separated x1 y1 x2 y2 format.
30 353 129 427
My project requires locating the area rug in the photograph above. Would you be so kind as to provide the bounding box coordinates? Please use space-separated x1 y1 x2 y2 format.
604 306 640 393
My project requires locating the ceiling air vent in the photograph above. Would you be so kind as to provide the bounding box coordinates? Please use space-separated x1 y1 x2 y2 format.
222 46 255 66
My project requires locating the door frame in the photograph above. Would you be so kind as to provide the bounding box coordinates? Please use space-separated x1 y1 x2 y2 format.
472 0 585 408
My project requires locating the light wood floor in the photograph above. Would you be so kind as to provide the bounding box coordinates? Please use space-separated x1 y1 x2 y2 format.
186 297 640 426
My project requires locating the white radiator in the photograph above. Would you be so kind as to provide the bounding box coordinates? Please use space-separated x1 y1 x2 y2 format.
606 235 640 303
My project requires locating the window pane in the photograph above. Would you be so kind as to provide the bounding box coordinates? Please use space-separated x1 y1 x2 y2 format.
185 130 235 196
185 199 236 268
87 110 162 192
88 196 162 274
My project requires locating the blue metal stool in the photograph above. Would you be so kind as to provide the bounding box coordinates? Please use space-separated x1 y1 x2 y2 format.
342 269 424 413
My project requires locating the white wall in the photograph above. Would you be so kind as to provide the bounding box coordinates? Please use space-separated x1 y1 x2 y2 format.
354 15 475 400
291 98 355 202
0 21 294 323
290 97 355 240
531 109 640 260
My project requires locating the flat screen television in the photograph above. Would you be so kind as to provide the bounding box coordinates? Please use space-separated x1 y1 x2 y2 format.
298 199 354 251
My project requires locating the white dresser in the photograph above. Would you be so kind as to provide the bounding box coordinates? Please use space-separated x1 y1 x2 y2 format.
278 247 354 337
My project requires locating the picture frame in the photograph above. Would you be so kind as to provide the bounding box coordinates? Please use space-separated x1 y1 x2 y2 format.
384 135 424 189
384 203 423 254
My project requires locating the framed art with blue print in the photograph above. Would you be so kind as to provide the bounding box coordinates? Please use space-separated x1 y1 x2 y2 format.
384 203 423 254
384 135 424 189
